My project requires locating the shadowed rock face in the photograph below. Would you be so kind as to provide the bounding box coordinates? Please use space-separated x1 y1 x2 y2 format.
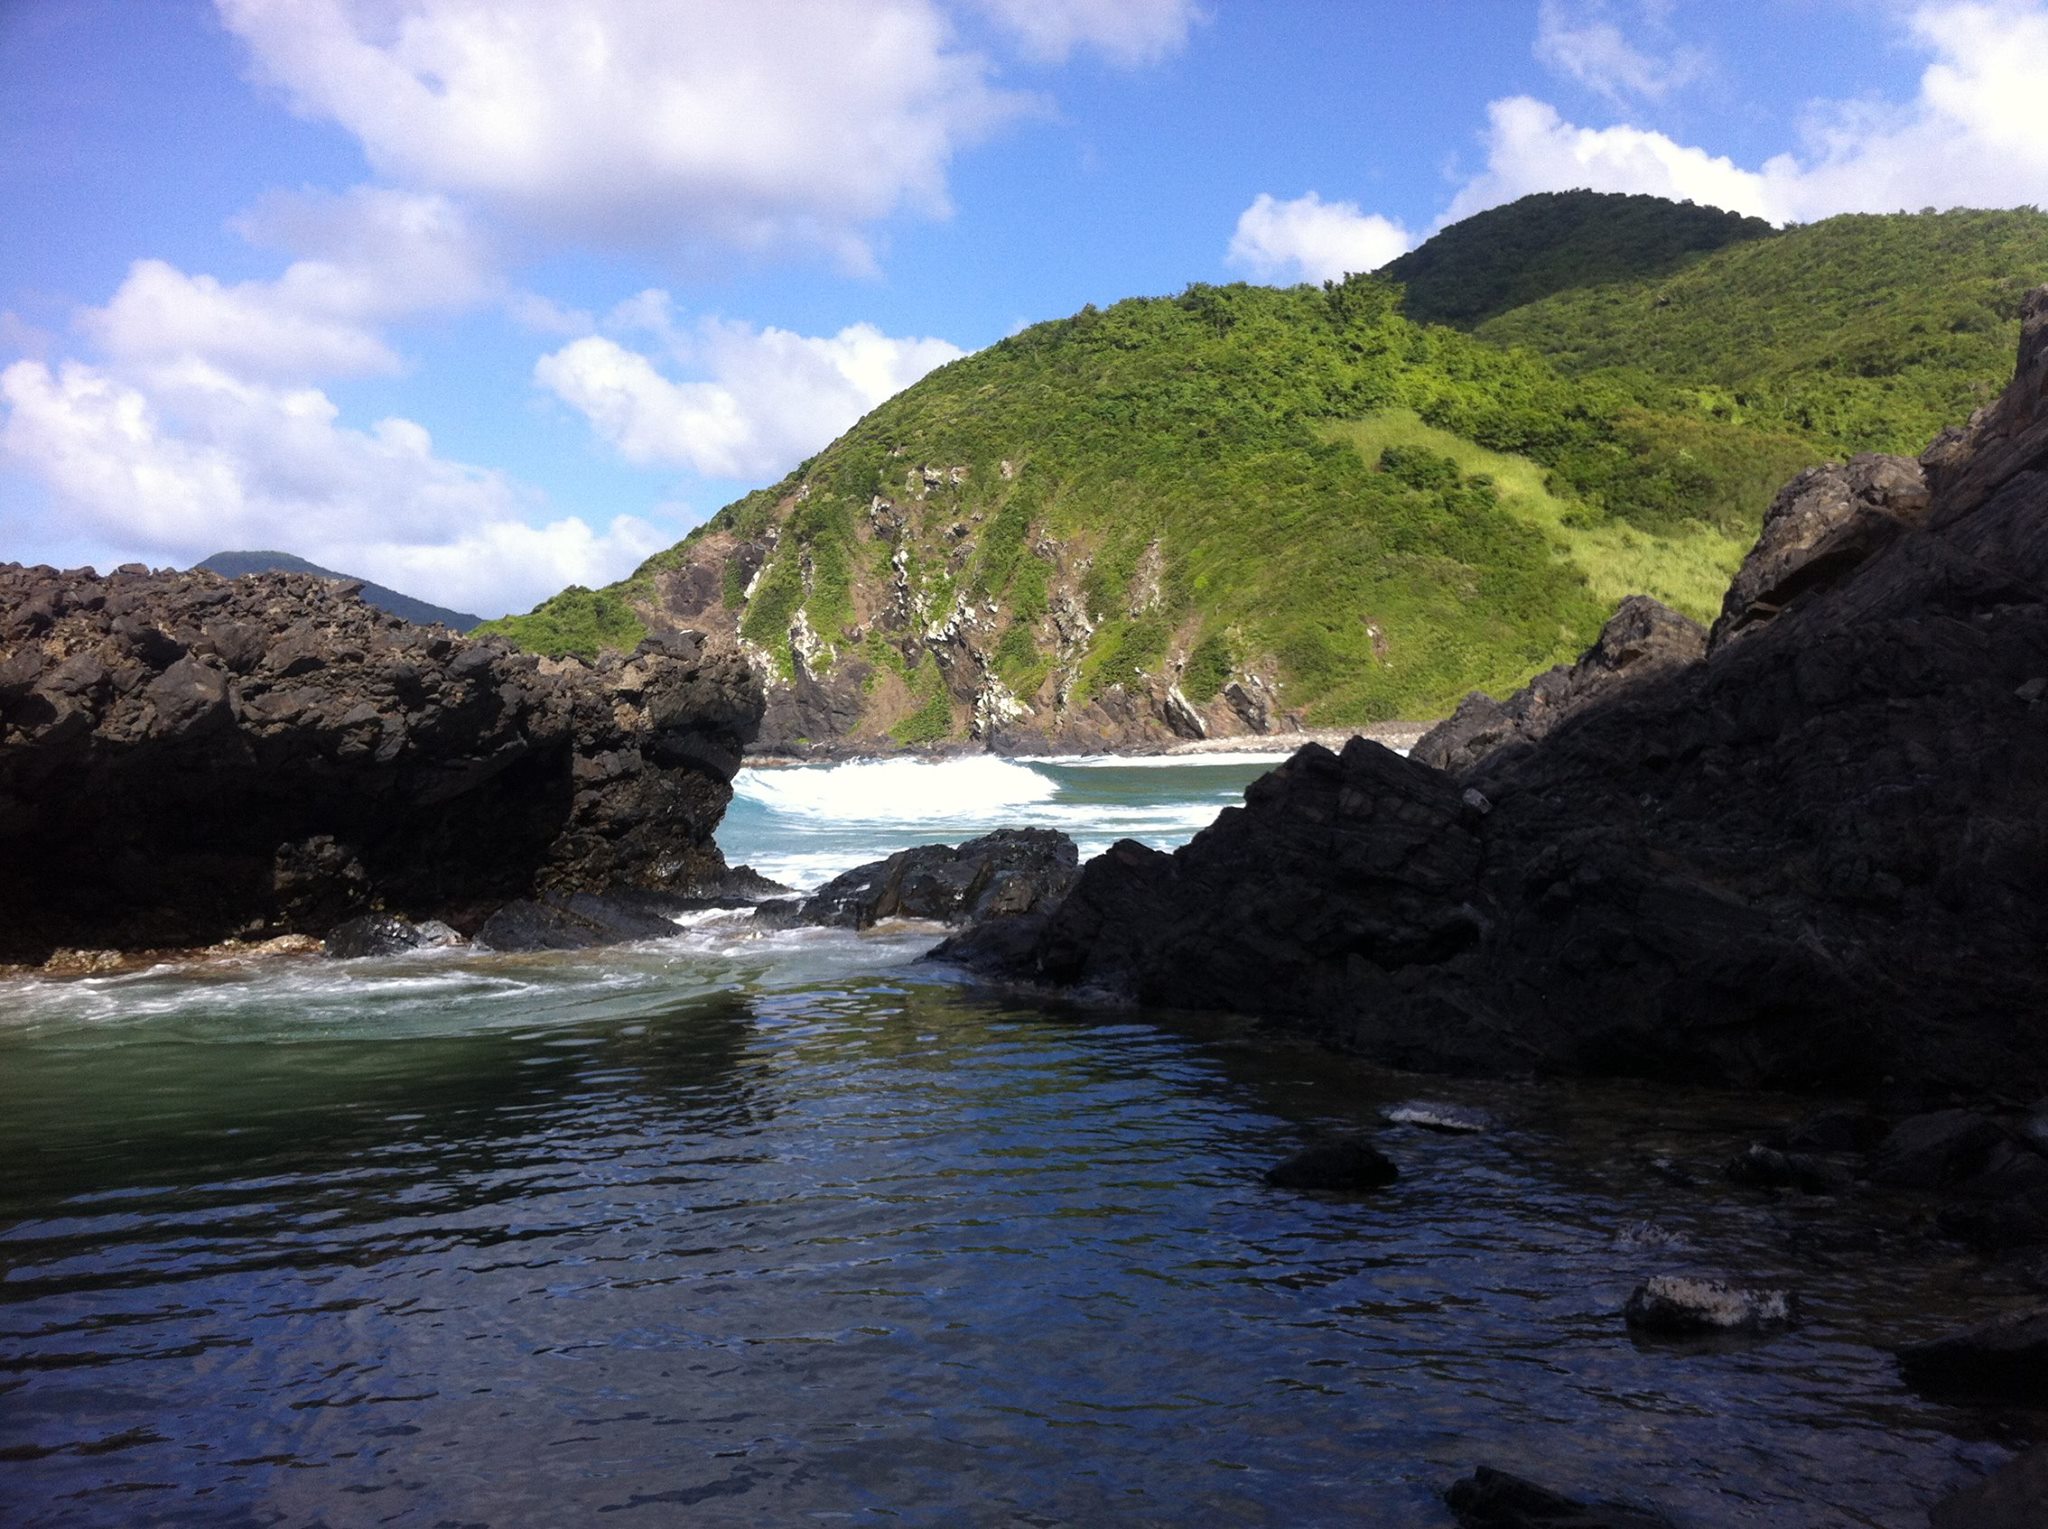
0 566 762 961
1412 595 1705 775
944 286 2048 1097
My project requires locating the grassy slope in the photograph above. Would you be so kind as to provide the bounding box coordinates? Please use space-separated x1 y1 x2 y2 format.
1477 207 2048 455
1384 190 1777 329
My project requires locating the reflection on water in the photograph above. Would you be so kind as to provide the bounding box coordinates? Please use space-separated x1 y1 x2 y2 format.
0 931 2034 1527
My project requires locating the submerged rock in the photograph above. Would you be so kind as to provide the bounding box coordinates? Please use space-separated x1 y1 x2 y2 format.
0 568 762 960
946 286 2048 1099
1722 1143 1855 1194
1622 1276 1798 1336
1386 1101 1490 1134
1929 1446 2048 1529
1263 1137 1400 1192
1896 1306 2048 1402
1444 1466 1675 1529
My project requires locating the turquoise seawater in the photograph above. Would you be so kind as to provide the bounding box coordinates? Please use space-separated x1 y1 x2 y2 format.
0 756 2032 1526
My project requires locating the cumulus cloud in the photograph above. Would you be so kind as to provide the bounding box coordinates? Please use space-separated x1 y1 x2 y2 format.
82 187 491 381
1439 96 1772 226
967 0 1203 65
1446 2 2048 228
215 0 1036 268
1533 0 1705 105
536 315 966 480
1224 192 1412 285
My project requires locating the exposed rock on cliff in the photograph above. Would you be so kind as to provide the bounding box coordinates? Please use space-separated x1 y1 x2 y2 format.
942 286 2048 1097
0 566 762 961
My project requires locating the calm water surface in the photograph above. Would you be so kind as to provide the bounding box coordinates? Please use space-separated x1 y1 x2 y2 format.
1 759 2037 1526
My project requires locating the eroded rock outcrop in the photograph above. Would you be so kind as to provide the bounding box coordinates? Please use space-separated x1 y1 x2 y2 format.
0 566 763 961
942 286 2048 1098
1412 596 1705 774
761 828 1077 932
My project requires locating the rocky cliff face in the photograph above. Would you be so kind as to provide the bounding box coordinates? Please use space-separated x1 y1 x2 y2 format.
942 286 2048 1098
0 566 761 961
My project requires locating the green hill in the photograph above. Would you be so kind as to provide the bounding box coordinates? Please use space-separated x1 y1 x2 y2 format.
1383 190 1776 329
485 199 2048 752
1476 206 2048 455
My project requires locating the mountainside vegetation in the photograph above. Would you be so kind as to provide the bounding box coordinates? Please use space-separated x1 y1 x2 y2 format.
1479 206 2048 455
484 198 2048 751
1384 189 1776 328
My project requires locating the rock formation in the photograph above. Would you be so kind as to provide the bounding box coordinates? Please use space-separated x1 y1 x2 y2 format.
941 285 2048 1098
0 566 762 961
1411 595 1705 774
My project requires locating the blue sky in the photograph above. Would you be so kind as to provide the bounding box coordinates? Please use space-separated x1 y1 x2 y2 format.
4 0 2046 618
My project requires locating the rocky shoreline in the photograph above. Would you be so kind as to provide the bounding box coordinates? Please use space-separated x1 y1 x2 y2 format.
0 564 765 964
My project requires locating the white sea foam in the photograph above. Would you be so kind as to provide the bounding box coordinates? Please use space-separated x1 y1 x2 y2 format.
735 756 1057 823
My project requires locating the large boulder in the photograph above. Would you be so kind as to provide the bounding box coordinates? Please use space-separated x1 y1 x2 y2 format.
946 287 2048 1098
0 569 763 960
768 828 1078 931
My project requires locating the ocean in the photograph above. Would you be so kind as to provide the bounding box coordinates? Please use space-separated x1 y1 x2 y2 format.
0 755 2023 1527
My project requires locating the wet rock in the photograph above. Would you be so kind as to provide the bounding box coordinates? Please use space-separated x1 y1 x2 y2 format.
1869 1110 2006 1188
947 288 2048 1100
1643 1157 1699 1189
324 914 465 959
1623 1276 1798 1336
0 567 762 960
474 891 687 953
1413 596 1705 775
1929 1446 2048 1529
782 828 1077 932
1936 1191 2048 1253
1776 1107 1888 1155
1897 1306 2048 1402
1722 1143 1855 1194
1445 1466 1675 1529
1263 1136 1399 1192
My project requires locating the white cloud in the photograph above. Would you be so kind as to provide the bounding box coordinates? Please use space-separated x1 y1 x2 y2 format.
1444 2 2048 229
967 0 1203 65
1439 96 1773 227
1534 0 1705 105
536 315 966 480
82 188 492 380
215 0 1035 268
1224 192 1412 285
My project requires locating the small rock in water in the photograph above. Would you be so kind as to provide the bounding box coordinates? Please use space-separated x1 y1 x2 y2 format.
1896 1305 2048 1402
1386 1101 1489 1134
1445 1465 1676 1528
326 914 435 959
1623 1275 1798 1336
1263 1136 1399 1192
1722 1143 1854 1193
1642 1156 1698 1189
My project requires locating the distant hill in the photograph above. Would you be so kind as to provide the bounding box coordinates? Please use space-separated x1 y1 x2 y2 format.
1384 190 1777 329
195 551 483 631
1474 206 2048 456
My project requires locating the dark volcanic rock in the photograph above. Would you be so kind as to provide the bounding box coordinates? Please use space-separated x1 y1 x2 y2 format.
1623 1276 1798 1336
948 286 2048 1098
474 891 686 952
1412 595 1705 774
1722 1143 1854 1194
1929 1445 2048 1529
775 828 1077 931
1897 1306 2048 1402
0 569 762 960
1263 1136 1400 1192
323 914 463 959
1708 453 1930 649
1445 1466 1675 1529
